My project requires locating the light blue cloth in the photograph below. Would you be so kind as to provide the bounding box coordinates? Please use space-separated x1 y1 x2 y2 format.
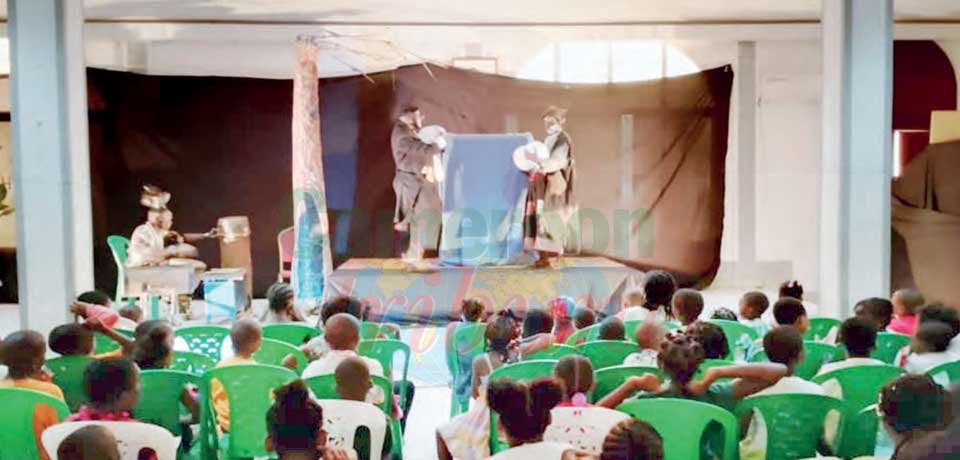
439 134 532 266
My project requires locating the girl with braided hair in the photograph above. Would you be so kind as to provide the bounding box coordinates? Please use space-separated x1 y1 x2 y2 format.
487 377 585 459
265 380 352 460
601 419 663 460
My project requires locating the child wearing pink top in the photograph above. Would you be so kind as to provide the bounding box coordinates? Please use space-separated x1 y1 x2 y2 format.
889 289 924 336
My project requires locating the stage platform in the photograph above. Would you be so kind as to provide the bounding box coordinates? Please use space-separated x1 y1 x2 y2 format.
324 257 643 323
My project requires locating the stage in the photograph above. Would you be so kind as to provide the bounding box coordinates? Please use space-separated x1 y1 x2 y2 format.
324 256 643 323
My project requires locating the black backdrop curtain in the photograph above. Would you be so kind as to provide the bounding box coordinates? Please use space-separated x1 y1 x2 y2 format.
88 65 732 297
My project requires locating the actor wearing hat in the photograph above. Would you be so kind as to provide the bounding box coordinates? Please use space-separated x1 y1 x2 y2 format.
127 185 215 270
523 106 578 265
391 106 446 262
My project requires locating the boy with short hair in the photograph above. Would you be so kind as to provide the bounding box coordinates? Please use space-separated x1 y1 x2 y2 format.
48 324 95 357
0 330 65 400
739 291 771 337
56 425 121 460
752 326 823 396
818 317 884 375
598 316 626 341
904 321 957 374
672 289 704 328
335 356 373 402
890 289 924 336
572 307 596 330
212 319 263 432
772 297 809 334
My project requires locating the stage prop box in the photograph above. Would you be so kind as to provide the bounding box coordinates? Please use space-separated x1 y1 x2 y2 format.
439 134 532 266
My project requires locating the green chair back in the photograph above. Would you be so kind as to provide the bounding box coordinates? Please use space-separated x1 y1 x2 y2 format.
805 317 841 342
357 339 411 407
707 319 759 361
592 365 664 403
617 398 739 460
262 323 320 346
93 328 134 355
135 369 200 436
360 321 401 340
734 393 846 460
812 364 904 458
524 344 580 361
565 324 600 345
795 341 842 380
107 235 131 301
693 359 735 380
171 350 217 374
176 325 231 362
253 337 308 373
872 332 911 364
927 360 960 386
0 387 70 460
46 355 94 412
198 364 297 460
577 340 638 370
303 373 393 416
488 359 559 454
445 323 487 417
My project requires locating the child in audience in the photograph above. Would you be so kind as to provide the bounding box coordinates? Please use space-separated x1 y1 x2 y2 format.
854 297 894 333
623 320 666 367
486 377 574 456
710 307 738 321
630 270 676 322
600 419 663 460
749 326 824 397
212 319 263 432
72 290 138 331
265 380 353 460
772 297 809 334
57 425 121 460
263 282 305 324
904 321 957 373
48 324 95 357
598 316 626 341
738 291 771 337
572 307 596 330
672 288 703 328
550 297 577 344
918 302 960 355
778 280 804 300
555 355 640 409
118 304 143 327
335 356 373 402
0 330 64 400
449 298 486 409
519 309 554 354
818 317 884 376
879 374 952 458
67 357 142 421
890 289 924 336
130 320 175 369
303 296 367 359
686 321 729 360
620 287 648 322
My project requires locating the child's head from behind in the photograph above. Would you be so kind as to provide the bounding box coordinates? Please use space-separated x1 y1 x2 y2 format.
598 316 626 341
84 357 141 413
231 319 263 356
880 374 950 440
686 321 729 360
855 297 894 331
335 356 372 402
892 289 925 317
320 296 364 326
3 330 47 379
118 305 143 324
657 332 705 388
131 320 174 370
839 317 877 358
918 303 960 340
554 355 594 401
266 379 327 457
461 298 485 322
573 307 596 330
486 315 518 356
487 377 564 446
778 280 804 300
267 282 296 315
76 290 112 308
522 309 554 338
671 289 703 325
642 271 676 311
739 291 769 320
634 320 667 351
549 296 576 326
763 326 804 372
601 419 664 460
773 297 808 333
49 324 94 357
57 425 120 460
624 287 644 309
913 321 954 354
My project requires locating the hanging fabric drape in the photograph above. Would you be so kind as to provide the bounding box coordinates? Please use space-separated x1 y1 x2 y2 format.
291 40 333 301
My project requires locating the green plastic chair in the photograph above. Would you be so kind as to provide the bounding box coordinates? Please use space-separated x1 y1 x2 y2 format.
171 350 217 375
134 369 200 436
488 359 559 454
577 340 639 370
357 339 411 409
735 393 847 460
795 341 842 380
262 323 320 346
46 355 94 412
565 324 600 345
176 325 231 362
93 328 135 355
198 364 297 460
812 364 904 458
107 235 131 302
0 387 71 460
805 317 842 342
617 398 739 460
707 319 759 361
360 321 401 340
872 332 911 364
592 365 664 403
253 337 308 373
693 359 735 380
927 360 960 386
445 323 486 417
524 344 580 361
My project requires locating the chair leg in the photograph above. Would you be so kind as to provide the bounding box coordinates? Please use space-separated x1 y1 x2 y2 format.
390 419 404 460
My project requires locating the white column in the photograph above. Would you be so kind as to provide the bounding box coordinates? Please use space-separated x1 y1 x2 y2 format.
736 42 757 265
9 0 93 334
820 0 893 317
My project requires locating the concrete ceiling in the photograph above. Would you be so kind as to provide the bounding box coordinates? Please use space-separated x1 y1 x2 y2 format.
3 0 958 23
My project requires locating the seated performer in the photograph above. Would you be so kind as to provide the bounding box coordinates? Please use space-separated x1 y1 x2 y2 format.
391 106 446 262
127 185 215 271
518 106 576 266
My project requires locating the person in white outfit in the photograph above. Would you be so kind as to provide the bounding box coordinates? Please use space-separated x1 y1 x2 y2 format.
903 321 957 374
